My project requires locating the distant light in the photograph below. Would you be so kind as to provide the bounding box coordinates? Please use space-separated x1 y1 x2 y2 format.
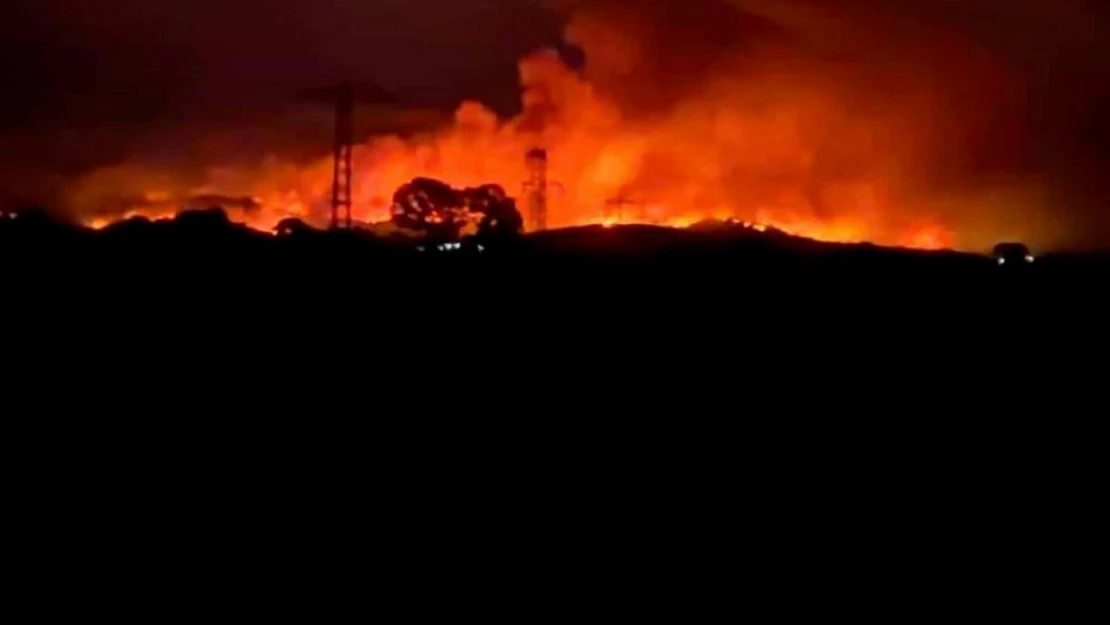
998 257 1006 265
1025 255 1035 263
416 245 425 252
477 244 485 252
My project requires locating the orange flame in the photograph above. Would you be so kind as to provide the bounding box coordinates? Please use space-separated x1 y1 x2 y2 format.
68 12 994 251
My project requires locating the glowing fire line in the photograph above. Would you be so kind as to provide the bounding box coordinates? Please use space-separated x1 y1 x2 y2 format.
83 200 945 250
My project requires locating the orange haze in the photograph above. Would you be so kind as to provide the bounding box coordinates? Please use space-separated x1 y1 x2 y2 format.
67 0 1061 251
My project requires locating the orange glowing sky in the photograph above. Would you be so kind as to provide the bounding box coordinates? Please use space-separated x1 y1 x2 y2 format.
63 0 1110 251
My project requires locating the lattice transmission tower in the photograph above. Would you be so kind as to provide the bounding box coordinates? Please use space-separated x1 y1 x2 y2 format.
331 82 355 229
523 148 564 232
294 80 395 229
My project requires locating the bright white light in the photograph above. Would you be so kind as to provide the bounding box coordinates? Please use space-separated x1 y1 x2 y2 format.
998 257 1006 265
1025 255 1035 263
478 245 486 252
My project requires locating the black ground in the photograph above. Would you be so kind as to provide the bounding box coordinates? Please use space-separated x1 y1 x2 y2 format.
5 207 1101 615
4 208 1105 336
4 209 1101 623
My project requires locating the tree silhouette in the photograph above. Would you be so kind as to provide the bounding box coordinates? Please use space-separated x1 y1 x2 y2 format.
391 177 469 241
390 178 523 242
469 185 523 239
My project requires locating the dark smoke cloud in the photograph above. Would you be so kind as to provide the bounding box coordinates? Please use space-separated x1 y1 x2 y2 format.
557 0 790 109
556 0 1110 249
0 1 562 192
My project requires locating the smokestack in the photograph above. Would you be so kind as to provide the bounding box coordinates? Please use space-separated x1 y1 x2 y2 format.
524 147 549 231
331 82 355 230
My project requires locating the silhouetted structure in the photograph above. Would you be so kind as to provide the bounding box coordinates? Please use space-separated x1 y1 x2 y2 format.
332 82 355 230
524 148 549 232
294 81 396 230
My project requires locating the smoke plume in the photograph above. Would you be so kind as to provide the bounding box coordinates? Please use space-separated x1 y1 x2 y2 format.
49 0 1110 250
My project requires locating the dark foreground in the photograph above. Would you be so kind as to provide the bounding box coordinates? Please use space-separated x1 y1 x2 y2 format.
3 212 1101 618
3 209 1106 336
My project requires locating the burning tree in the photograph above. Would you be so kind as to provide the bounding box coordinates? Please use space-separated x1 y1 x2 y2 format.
390 177 523 241
469 184 525 240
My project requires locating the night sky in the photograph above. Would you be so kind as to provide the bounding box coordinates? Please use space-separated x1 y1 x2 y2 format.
1 0 563 177
3 0 1110 245
3 0 563 118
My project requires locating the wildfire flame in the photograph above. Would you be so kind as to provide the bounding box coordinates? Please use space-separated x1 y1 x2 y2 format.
66 0 1053 251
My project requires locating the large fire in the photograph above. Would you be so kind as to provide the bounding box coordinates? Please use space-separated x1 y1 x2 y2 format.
65 0 1052 251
